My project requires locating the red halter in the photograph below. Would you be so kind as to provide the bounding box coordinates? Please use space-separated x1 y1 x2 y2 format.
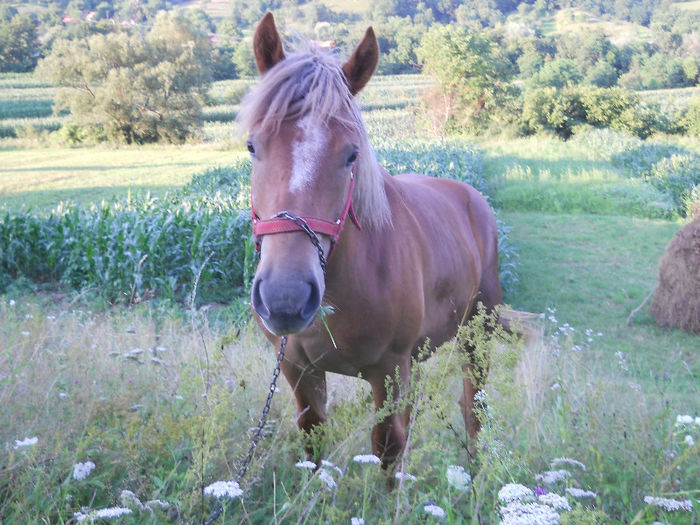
251 175 362 260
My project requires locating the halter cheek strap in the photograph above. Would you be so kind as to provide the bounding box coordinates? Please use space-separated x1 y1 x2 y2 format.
250 175 362 262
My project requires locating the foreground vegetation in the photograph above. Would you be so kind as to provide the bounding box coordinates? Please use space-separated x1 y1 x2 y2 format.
2 232 697 523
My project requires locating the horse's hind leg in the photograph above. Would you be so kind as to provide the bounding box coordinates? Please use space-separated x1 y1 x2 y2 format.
460 358 488 455
281 362 328 463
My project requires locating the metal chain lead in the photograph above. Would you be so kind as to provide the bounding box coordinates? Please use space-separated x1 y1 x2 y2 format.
273 212 328 271
203 335 288 525
204 211 328 524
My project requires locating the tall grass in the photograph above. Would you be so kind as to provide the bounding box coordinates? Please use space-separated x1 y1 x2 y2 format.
1 298 696 523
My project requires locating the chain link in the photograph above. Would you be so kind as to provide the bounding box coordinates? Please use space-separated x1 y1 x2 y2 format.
203 335 288 525
204 210 328 524
273 212 328 271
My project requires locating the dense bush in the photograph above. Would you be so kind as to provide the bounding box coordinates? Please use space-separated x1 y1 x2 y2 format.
522 85 667 139
680 96 700 137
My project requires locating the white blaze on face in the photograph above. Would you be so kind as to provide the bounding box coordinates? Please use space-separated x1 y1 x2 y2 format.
290 115 326 193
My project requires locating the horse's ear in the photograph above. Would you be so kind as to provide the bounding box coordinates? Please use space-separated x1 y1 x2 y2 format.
253 12 285 74
342 27 379 96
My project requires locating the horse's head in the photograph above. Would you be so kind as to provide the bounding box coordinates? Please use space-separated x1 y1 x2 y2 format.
245 13 380 336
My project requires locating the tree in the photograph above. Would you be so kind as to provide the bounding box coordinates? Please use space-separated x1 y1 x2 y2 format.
0 11 39 72
530 58 582 88
37 11 211 144
417 24 517 133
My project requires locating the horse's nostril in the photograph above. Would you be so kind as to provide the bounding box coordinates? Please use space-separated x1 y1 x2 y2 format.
251 278 270 320
300 280 321 321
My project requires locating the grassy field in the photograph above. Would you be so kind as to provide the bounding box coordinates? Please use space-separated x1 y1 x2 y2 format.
0 146 241 210
1 72 699 523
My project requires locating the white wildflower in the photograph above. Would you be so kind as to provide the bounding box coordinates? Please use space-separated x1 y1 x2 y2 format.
498 483 535 503
551 457 586 471
21 331 30 336
74 507 133 522
351 518 365 525
58 392 69 399
204 480 243 499
120 490 145 511
13 436 38 449
92 507 133 519
72 461 96 481
565 487 597 498
353 454 381 464
643 496 693 512
500 501 560 525
318 468 337 490
395 471 417 481
695 416 700 426
145 499 170 511
615 351 628 371
321 459 344 477
446 465 471 490
685 434 695 447
535 469 570 484
295 460 317 470
424 504 446 519
676 414 694 425
8 299 16 306
550 382 562 391
538 492 572 511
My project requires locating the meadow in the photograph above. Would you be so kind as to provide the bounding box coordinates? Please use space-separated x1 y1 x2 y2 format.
1 72 699 523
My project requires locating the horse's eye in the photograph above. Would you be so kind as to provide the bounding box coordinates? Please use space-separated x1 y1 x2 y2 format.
247 141 256 156
347 151 358 166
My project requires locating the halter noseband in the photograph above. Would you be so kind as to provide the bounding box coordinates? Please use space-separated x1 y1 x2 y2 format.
251 174 362 268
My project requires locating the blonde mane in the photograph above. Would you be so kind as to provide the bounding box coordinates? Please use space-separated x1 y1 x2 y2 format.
237 44 391 230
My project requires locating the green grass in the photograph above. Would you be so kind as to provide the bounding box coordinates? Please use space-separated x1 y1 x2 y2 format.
0 146 242 210
479 132 699 219
502 211 698 400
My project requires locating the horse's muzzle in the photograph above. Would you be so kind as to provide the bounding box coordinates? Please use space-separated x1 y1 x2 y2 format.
251 274 322 335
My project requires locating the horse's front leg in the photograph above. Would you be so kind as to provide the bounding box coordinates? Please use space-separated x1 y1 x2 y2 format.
281 360 328 464
368 358 411 468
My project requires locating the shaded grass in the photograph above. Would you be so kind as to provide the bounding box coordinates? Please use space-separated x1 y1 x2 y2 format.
479 132 699 218
501 210 699 406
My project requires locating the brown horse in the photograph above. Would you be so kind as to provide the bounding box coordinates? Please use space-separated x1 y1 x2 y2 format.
240 13 505 466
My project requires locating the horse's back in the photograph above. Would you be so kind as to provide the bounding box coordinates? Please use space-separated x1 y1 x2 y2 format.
394 173 498 263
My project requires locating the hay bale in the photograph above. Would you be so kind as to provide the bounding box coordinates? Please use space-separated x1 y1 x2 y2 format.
648 216 700 334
